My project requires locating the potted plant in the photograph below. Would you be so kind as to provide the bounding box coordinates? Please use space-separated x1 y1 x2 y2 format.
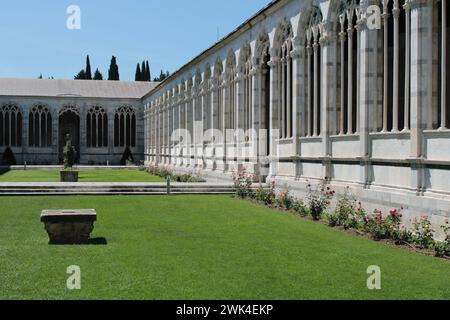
60 134 79 182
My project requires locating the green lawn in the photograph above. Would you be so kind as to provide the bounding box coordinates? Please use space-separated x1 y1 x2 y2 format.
0 170 165 182
0 195 449 300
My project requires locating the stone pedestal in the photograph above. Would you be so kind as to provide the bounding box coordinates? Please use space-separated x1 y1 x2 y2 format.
41 209 96 245
60 170 79 182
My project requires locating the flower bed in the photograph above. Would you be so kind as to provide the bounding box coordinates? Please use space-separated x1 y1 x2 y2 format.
232 169 450 260
146 164 206 183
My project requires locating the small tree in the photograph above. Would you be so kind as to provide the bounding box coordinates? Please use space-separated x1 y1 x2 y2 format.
93 68 103 80
120 147 134 165
85 55 92 80
145 60 151 81
1 147 16 166
141 61 146 81
74 69 86 80
135 63 141 81
108 56 120 81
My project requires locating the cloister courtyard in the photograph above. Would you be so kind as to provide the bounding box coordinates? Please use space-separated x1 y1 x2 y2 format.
0 176 450 300
1 0 450 302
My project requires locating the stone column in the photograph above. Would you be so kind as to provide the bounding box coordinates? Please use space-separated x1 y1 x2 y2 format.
347 9 354 135
185 92 190 167
210 82 217 170
154 109 157 163
160 104 166 164
339 15 346 135
286 52 292 138
168 103 172 165
358 4 375 188
409 0 433 195
222 80 230 172
249 65 260 175
199 91 205 168
319 24 336 181
355 16 362 133
440 0 447 130
268 53 280 178
149 105 152 161
220 82 227 172
392 0 400 132
382 1 390 132
306 29 313 137
404 2 411 132
156 106 161 164
291 47 300 148
191 93 196 167
143 105 147 163
312 25 320 137
153 106 157 163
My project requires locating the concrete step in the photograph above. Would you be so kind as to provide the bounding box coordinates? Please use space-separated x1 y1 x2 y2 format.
0 186 239 196
0 182 265 196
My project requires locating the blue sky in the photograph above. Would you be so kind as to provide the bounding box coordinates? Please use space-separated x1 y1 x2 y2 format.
0 0 271 81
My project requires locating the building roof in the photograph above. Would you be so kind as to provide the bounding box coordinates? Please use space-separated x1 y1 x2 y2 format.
0 78 158 99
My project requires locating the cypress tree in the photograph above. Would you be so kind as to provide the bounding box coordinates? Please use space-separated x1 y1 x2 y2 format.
85 55 92 80
108 56 120 81
135 63 141 81
141 61 146 81
146 61 151 81
93 68 103 80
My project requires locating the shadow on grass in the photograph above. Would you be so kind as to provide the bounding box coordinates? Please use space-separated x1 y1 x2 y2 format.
0 166 11 176
49 237 108 246
89 237 108 245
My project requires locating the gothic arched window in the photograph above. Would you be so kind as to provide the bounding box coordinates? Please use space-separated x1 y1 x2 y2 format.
0 104 22 147
274 20 294 138
29 104 51 147
203 65 212 133
214 58 224 132
303 10 322 137
239 43 253 132
334 0 361 135
186 77 194 142
225 50 237 130
114 106 136 147
377 0 409 132
87 106 108 148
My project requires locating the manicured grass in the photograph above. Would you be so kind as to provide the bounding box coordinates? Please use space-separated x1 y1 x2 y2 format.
0 170 165 182
0 195 449 300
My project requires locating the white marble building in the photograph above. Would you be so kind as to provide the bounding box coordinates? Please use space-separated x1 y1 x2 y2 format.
143 0 450 221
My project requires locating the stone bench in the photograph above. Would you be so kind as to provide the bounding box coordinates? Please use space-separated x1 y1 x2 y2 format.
40 209 96 245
